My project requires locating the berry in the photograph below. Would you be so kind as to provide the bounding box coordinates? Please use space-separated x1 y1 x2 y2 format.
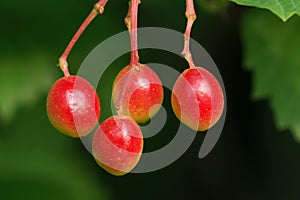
112 64 163 123
171 67 224 131
92 115 143 176
46 75 101 137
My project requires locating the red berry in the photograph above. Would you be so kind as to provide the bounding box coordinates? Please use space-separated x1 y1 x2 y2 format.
171 67 224 131
92 115 143 176
46 75 101 137
112 64 163 123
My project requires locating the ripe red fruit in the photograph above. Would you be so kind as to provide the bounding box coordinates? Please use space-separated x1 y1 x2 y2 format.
112 64 163 123
171 67 224 131
92 115 143 176
46 75 101 137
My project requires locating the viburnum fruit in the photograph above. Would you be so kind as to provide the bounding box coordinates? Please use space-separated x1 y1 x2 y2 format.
46 75 101 137
92 115 143 176
112 64 163 124
171 67 224 131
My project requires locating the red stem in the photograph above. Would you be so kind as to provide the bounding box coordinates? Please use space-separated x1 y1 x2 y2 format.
182 0 197 68
58 0 108 76
115 0 140 115
129 0 140 68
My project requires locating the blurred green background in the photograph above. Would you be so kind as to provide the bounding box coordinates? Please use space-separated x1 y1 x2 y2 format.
1 0 300 199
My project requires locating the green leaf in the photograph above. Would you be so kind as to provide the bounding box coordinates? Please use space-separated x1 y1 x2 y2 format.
0 53 57 122
231 0 300 21
241 9 300 141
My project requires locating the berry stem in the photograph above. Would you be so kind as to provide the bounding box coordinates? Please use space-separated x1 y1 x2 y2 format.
128 0 140 68
58 0 109 77
115 0 140 115
182 0 197 69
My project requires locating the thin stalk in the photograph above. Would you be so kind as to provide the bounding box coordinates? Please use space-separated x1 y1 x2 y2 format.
58 0 108 76
182 0 197 68
115 0 140 115
129 0 140 68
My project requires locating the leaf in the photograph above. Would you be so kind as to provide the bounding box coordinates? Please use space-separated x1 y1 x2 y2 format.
231 0 300 21
0 52 57 122
241 9 300 141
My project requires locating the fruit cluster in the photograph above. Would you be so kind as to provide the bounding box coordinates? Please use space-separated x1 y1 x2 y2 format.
46 0 224 176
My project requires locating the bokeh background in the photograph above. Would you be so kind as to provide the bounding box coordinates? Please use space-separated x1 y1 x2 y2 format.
1 0 300 199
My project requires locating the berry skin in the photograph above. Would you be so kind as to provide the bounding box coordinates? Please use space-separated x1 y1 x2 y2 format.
46 75 100 138
112 64 163 124
92 115 143 176
171 67 224 131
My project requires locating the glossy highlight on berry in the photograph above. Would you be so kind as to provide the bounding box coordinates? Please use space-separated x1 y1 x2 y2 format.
171 67 224 131
46 75 101 138
92 115 143 176
112 64 164 124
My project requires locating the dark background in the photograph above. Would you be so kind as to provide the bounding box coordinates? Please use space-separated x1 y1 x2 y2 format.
1 0 299 199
